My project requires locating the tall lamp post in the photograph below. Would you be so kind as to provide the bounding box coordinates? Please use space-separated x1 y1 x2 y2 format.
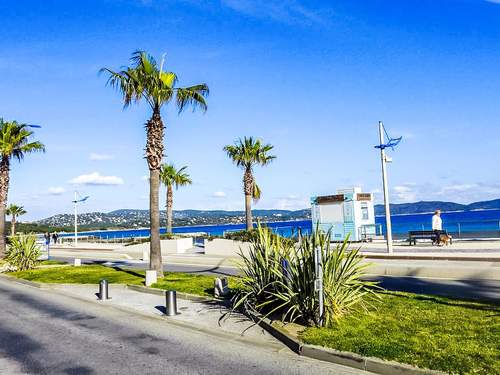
72 192 89 246
375 121 402 254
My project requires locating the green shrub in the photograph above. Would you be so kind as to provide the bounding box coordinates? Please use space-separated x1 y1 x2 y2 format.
5 234 42 271
224 228 295 246
232 225 378 327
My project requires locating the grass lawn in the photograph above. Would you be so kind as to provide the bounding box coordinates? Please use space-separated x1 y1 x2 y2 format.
40 260 68 265
8 264 237 297
301 291 500 375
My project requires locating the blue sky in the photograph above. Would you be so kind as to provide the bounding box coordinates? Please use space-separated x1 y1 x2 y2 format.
1 0 500 220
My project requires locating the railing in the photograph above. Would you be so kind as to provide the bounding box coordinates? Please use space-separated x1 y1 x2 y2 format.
378 219 500 239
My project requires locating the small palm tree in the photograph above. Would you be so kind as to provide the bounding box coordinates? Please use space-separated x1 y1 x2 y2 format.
0 119 45 257
100 51 208 277
224 137 276 230
6 204 27 237
160 163 192 234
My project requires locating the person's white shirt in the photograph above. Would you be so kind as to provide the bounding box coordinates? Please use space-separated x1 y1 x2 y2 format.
432 214 442 231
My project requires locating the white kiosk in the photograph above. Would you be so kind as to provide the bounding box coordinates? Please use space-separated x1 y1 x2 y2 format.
311 187 376 241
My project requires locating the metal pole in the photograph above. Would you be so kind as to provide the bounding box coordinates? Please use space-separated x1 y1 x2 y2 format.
379 121 393 254
314 246 324 326
74 191 78 246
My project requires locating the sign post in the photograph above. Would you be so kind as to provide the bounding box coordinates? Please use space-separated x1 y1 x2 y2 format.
314 246 324 326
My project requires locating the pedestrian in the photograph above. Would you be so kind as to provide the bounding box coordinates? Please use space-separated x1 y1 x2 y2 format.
432 210 442 245
44 232 51 258
52 232 58 245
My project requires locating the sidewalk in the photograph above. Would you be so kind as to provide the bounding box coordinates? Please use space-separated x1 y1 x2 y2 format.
50 241 500 281
49 283 281 349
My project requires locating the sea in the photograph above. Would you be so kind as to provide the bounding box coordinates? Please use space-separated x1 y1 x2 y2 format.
72 209 500 240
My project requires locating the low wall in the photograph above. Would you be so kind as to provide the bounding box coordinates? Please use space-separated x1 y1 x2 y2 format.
204 238 252 258
122 238 194 258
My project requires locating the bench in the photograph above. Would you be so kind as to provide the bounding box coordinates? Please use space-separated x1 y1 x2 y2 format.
408 230 452 246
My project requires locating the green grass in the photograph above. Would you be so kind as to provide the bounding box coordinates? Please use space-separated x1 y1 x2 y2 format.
9 264 238 297
301 291 500 375
40 260 67 265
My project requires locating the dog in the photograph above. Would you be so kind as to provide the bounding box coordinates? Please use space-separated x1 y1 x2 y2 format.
438 233 452 246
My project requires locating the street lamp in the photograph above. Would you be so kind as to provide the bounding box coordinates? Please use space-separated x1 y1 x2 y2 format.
72 192 89 246
375 121 402 254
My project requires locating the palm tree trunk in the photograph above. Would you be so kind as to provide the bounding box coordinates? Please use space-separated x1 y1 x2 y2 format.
166 185 173 234
10 215 16 237
0 157 9 258
243 168 253 231
146 109 164 278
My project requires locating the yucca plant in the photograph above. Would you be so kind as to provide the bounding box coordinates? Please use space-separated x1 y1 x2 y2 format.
232 224 293 314
5 234 41 271
232 225 379 327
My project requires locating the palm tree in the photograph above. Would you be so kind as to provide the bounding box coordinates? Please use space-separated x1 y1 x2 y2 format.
100 51 208 277
0 119 45 257
6 204 27 237
223 137 276 230
160 163 192 234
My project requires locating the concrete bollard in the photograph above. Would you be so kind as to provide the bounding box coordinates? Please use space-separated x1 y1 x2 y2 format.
74 258 81 267
145 270 157 287
98 279 110 300
165 290 178 316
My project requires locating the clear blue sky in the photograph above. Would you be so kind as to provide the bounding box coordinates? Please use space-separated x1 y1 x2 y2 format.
1 0 500 220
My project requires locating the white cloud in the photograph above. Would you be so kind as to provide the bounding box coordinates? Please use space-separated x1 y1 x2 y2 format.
47 187 66 195
221 0 325 25
69 172 124 186
393 185 417 202
212 191 227 198
89 153 114 161
385 181 500 204
274 195 309 210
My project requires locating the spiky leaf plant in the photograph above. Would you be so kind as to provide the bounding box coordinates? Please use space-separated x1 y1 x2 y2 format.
232 225 379 327
5 234 41 271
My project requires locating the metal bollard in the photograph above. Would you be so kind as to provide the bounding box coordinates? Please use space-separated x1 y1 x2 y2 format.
165 290 178 316
98 279 110 300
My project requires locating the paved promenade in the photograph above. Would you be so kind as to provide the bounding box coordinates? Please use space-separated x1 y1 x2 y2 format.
0 277 370 374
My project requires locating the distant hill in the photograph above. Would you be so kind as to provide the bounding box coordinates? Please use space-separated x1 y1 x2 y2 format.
37 208 311 229
34 199 500 230
375 198 500 216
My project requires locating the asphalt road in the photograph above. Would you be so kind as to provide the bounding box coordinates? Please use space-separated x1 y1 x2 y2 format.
52 256 500 303
0 278 369 375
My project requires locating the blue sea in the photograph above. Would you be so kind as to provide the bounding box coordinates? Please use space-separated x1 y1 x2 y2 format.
71 209 500 240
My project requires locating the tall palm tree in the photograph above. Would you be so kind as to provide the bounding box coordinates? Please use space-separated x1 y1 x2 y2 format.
0 119 45 257
223 137 276 230
160 163 192 234
100 51 208 277
6 204 26 237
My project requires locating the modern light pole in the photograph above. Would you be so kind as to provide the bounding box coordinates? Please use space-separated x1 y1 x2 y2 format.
379 121 393 253
72 192 89 246
375 121 402 254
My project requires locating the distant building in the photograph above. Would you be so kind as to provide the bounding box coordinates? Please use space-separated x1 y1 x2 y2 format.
311 187 376 241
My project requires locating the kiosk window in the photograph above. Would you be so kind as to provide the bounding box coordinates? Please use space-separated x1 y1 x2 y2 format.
361 203 369 220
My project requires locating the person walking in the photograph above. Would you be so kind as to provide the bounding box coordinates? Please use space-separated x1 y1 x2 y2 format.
432 210 443 245
51 232 58 245
44 232 51 259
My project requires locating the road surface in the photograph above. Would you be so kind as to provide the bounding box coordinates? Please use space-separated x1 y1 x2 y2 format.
0 277 369 374
52 256 500 303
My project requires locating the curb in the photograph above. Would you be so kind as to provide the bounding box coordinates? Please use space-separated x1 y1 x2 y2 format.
247 310 445 375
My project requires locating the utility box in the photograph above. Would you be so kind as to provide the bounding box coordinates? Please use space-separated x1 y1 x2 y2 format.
311 187 376 241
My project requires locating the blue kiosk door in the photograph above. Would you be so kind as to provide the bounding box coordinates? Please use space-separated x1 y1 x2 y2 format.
343 199 355 240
